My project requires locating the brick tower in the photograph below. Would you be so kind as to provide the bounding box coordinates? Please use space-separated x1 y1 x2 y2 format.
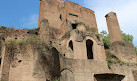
105 12 123 43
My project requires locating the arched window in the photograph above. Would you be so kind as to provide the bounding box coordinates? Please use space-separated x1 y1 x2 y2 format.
86 39 93 59
69 41 73 51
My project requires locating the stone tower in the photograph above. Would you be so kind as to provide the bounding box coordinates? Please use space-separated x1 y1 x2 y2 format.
106 12 137 63
105 12 123 43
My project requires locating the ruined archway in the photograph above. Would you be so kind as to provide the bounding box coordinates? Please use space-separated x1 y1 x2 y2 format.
86 39 93 59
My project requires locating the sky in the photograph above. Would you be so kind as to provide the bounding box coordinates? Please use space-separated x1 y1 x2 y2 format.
0 0 136 46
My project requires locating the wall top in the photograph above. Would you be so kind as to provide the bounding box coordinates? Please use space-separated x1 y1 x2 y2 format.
105 12 116 18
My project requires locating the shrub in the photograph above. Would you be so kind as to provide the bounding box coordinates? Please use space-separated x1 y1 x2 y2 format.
3 35 38 46
106 50 129 69
86 26 97 33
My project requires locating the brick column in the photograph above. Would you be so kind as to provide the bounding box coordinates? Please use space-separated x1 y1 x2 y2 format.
105 12 123 43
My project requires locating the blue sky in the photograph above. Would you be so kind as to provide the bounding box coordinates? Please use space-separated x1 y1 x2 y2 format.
0 0 136 46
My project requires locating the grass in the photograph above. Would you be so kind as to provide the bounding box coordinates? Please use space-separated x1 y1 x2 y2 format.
106 50 129 69
52 78 60 81
3 35 38 46
86 26 97 33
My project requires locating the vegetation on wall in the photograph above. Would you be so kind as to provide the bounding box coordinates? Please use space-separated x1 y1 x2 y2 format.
3 35 38 46
86 26 97 33
100 30 135 49
106 50 129 69
101 30 136 68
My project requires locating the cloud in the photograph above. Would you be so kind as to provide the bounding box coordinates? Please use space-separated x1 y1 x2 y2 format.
84 0 137 46
20 14 38 29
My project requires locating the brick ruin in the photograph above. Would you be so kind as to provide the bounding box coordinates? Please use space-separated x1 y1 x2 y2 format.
0 0 137 81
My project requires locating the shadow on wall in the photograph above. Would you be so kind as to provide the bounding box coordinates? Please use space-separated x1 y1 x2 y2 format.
94 73 125 81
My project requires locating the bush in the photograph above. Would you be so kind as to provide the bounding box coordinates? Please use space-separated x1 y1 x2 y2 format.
86 26 97 33
100 30 134 49
106 50 129 69
3 35 38 46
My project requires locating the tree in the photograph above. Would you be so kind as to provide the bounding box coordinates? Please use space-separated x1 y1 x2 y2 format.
100 30 110 49
100 30 134 49
122 32 134 44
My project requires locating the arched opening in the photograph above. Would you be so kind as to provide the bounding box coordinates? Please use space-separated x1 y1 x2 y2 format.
86 39 93 59
69 41 73 51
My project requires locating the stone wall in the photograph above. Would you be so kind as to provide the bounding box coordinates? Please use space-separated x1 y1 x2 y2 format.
110 41 137 63
38 0 98 35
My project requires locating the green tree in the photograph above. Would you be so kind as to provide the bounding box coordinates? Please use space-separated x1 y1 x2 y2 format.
122 31 134 44
100 30 110 49
100 30 134 49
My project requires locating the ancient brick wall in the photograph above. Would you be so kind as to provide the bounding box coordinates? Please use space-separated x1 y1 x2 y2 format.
38 0 98 34
110 41 137 63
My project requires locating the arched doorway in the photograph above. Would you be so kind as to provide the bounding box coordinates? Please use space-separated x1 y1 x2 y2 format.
86 39 93 59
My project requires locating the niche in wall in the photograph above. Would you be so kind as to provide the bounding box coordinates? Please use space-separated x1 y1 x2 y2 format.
86 39 93 59
69 40 73 51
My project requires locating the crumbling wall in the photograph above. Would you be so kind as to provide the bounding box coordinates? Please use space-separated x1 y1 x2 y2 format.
0 45 35 81
110 64 136 81
33 43 60 80
38 0 98 36
8 45 34 81
110 41 137 63
133 70 137 81
59 56 109 81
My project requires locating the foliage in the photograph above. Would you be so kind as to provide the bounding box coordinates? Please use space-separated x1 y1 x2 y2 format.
100 30 110 49
100 30 134 49
52 80 60 81
122 31 134 44
52 78 60 81
106 50 129 69
0 26 21 30
95 33 100 40
86 26 97 33
3 35 38 46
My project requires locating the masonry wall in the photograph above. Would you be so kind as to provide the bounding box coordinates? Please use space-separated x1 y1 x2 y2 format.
38 0 98 33
60 57 136 81
0 45 41 81
110 41 137 63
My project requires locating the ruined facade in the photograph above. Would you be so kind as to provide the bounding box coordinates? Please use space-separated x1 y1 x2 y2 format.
0 0 137 81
